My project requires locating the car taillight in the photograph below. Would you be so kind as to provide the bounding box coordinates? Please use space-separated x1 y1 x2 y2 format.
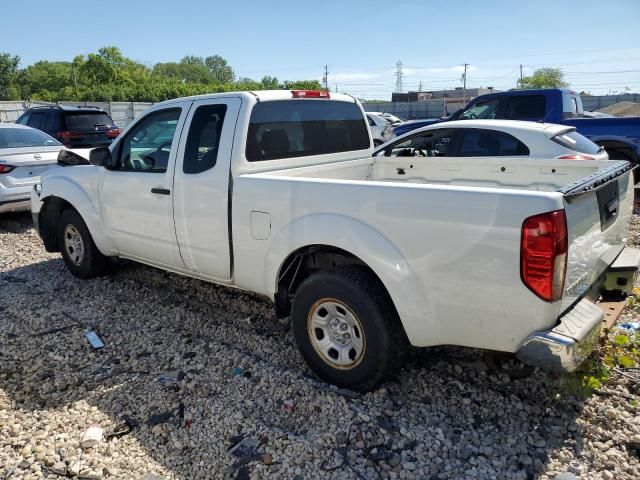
556 154 595 160
56 131 85 143
291 90 330 98
521 209 567 302
106 127 121 139
0 164 15 174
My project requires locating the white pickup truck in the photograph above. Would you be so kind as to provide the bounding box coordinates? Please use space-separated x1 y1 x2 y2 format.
31 90 640 391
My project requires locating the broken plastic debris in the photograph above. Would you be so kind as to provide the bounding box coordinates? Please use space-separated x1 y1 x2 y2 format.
85 331 105 349
81 424 103 448
228 436 259 460
157 370 185 387
232 367 244 377
617 321 640 334
281 400 294 414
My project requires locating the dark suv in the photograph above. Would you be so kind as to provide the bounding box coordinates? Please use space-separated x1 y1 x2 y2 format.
15 105 121 147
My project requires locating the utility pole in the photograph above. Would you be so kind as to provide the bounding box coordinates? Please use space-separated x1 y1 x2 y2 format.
72 65 78 99
335 84 338 93
323 65 329 90
519 64 523 88
462 63 469 103
418 81 423 92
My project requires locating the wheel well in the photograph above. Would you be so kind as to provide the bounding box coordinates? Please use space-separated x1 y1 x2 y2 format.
595 140 638 162
274 245 388 318
39 196 75 252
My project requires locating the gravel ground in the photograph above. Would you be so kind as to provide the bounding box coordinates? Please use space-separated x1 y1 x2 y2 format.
1 212 640 480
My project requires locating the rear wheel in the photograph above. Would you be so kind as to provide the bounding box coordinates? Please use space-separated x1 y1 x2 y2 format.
291 267 405 391
58 209 111 279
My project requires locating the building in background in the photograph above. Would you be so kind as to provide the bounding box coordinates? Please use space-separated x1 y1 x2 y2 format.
392 87 497 103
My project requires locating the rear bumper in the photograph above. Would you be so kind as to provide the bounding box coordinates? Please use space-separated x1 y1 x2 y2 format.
516 246 640 372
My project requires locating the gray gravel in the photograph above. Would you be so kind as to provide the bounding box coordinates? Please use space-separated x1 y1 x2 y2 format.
1 211 640 480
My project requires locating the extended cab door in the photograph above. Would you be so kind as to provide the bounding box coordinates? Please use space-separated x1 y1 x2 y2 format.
172 97 242 281
99 103 191 268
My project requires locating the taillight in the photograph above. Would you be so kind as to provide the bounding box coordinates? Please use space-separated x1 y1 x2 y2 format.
0 164 15 174
56 131 84 143
521 210 567 302
556 154 595 160
106 127 121 139
291 90 330 99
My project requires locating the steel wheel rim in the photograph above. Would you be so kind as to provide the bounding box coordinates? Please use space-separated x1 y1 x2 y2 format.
307 298 366 370
63 224 84 266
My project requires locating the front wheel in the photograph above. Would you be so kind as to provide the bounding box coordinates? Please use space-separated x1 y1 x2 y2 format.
58 209 111 279
291 267 405 391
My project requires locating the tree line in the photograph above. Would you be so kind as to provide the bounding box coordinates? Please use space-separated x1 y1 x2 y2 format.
0 47 323 102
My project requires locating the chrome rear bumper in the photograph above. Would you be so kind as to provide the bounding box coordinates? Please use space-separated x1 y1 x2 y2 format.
516 298 603 372
516 247 640 372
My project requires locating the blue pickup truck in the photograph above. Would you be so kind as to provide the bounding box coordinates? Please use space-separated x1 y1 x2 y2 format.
393 89 640 163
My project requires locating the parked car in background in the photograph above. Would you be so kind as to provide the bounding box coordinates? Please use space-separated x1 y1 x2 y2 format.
368 111 405 125
366 113 394 146
15 105 121 148
0 124 78 213
392 118 443 138
391 89 640 166
375 119 608 162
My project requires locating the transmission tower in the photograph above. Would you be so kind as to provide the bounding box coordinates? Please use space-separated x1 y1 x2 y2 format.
394 61 404 93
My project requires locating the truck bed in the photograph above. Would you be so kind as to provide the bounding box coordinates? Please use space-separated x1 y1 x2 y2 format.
264 156 612 192
233 156 634 353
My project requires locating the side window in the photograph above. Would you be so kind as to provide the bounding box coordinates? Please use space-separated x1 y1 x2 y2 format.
460 99 500 120
118 109 181 173
380 129 456 157
15 112 30 125
505 95 546 119
29 112 46 129
183 104 227 174
44 111 56 131
456 129 529 156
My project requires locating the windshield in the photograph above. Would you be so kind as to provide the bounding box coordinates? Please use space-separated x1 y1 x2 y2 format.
66 112 114 129
0 127 61 148
551 131 601 154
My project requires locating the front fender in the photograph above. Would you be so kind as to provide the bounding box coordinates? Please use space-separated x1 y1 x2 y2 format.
262 213 431 346
40 171 116 256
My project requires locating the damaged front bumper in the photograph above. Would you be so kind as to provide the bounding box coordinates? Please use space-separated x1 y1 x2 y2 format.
516 247 640 372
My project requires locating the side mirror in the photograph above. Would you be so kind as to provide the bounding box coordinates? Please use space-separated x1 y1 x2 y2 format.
89 147 116 168
57 149 90 166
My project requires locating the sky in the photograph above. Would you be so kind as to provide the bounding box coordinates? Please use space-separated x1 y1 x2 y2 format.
2 0 640 100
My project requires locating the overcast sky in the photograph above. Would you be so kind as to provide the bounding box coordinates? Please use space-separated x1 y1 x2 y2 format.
3 0 640 99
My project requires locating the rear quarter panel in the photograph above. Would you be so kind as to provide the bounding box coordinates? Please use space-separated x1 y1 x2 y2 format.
232 175 566 351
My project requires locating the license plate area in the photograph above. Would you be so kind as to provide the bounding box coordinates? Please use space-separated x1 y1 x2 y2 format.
596 180 619 231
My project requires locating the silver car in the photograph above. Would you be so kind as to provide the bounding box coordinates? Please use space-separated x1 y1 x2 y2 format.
0 123 66 214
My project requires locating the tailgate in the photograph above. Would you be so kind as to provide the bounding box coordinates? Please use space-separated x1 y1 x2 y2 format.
560 161 635 311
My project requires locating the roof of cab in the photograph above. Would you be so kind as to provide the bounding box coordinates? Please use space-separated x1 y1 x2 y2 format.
153 90 356 107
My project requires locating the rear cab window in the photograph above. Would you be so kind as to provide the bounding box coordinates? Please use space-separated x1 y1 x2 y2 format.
246 100 370 162
65 112 114 130
504 95 546 120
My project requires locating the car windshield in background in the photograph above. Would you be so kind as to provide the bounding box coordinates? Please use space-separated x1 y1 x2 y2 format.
66 112 114 129
552 131 601 154
246 100 370 161
0 128 61 148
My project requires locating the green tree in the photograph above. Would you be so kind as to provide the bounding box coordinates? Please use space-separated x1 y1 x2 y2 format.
282 79 324 90
0 52 20 99
260 75 279 89
518 67 569 89
205 55 234 84
16 61 73 99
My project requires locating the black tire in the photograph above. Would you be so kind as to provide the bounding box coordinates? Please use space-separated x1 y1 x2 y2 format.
291 267 406 392
57 209 111 279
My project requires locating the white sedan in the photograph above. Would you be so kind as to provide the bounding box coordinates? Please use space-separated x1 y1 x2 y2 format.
0 124 71 214
373 119 609 161
366 113 394 147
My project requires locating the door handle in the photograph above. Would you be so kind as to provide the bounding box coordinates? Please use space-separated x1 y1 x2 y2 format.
151 187 170 195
